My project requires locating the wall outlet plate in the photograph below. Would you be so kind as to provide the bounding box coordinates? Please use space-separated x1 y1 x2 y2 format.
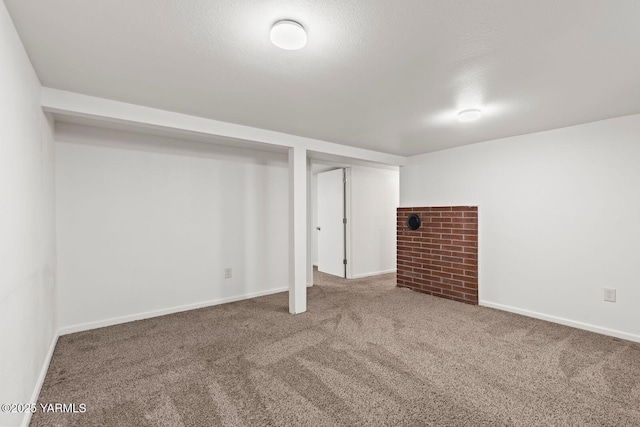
604 288 616 302
224 268 232 279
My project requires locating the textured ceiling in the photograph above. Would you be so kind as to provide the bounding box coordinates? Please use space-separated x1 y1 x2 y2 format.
5 0 640 156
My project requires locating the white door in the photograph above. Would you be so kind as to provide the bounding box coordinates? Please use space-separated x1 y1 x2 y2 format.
317 168 345 277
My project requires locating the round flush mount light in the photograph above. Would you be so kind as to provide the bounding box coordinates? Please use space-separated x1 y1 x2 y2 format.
270 20 307 50
458 109 482 122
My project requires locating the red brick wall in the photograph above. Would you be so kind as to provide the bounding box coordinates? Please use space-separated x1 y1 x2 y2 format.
397 207 478 305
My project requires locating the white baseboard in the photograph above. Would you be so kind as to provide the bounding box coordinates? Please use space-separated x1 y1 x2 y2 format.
479 300 640 343
22 331 59 427
59 287 289 336
350 269 396 279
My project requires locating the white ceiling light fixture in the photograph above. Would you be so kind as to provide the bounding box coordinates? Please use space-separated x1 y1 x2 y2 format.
270 20 307 50
458 109 482 122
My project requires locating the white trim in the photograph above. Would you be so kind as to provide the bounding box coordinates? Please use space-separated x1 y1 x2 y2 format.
59 287 288 335
345 167 352 279
479 300 640 343
350 269 397 279
22 332 59 427
306 157 313 287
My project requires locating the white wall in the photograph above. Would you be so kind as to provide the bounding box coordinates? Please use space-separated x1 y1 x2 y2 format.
349 166 399 278
0 3 57 426
55 123 289 332
401 114 640 342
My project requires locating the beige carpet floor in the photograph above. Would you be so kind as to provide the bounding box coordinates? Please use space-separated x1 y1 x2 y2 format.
32 271 640 426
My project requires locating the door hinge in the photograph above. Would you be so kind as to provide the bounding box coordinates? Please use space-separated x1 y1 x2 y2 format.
343 218 347 224
343 259 347 265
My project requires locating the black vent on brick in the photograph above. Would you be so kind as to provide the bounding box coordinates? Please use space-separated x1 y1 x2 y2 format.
406 214 421 230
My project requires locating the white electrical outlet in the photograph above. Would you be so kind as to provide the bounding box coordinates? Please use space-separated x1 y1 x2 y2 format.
604 288 616 302
224 268 232 279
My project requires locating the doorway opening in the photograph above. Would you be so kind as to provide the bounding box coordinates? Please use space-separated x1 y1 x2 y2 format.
315 167 349 278
310 160 400 284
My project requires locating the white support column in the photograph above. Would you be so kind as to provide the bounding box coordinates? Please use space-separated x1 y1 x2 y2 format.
289 147 307 314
